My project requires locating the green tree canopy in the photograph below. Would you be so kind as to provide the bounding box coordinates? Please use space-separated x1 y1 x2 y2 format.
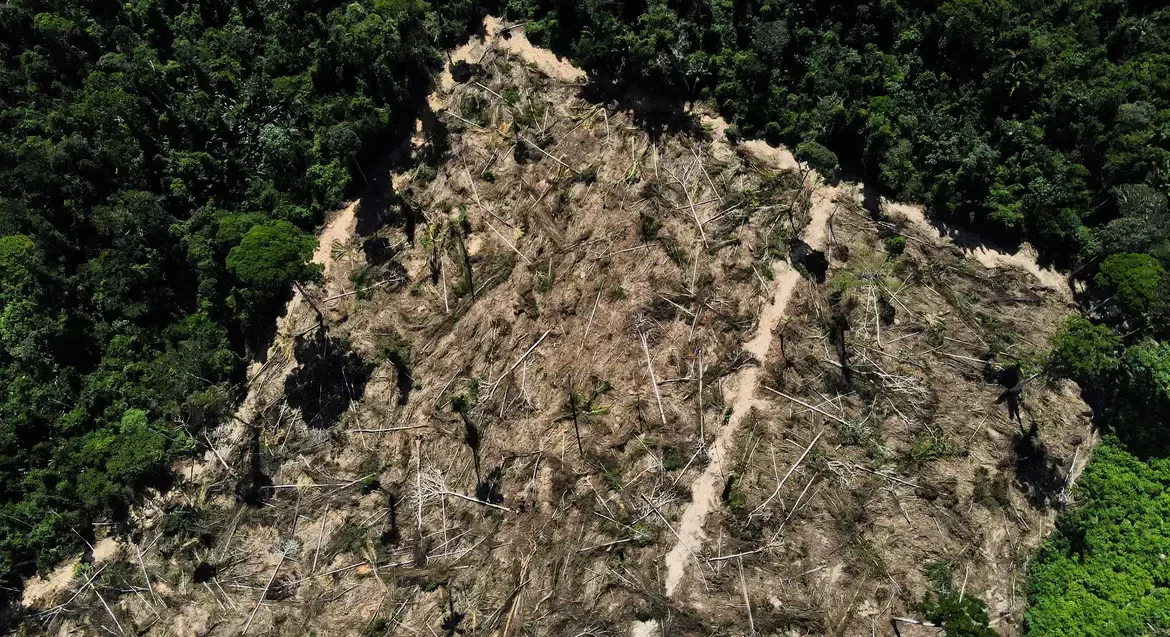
795 141 840 178
0 0 493 615
1111 341 1170 454
1048 316 1122 389
1095 253 1165 320
226 220 321 292
1027 440 1170 637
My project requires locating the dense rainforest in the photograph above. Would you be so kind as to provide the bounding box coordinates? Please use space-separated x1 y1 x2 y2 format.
1 0 1168 633
0 0 494 617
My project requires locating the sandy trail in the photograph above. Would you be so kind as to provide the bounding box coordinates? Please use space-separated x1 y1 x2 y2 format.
21 538 120 608
432 16 583 111
658 183 1064 599
658 189 1067 602
662 178 838 597
884 202 1071 298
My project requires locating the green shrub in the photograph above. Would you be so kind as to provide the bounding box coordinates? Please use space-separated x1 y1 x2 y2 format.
794 141 839 177
921 592 998 637
884 235 907 257
1047 316 1121 388
1095 253 1164 319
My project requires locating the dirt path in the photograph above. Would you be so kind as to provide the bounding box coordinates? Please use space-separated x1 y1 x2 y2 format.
661 177 837 597
657 181 1065 601
432 16 583 111
884 202 1071 298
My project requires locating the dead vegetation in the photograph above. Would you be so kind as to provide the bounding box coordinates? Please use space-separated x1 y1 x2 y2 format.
22 21 1090 637
23 26 821 637
686 197 1090 637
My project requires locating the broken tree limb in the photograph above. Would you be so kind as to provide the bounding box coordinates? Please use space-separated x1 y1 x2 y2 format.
518 136 579 174
350 424 430 433
657 294 696 317
311 506 328 574
578 538 632 552
322 278 398 302
445 110 485 130
437 491 513 513
204 432 233 474
639 330 668 426
738 556 756 636
577 289 602 356
484 218 533 265
568 374 584 457
691 145 724 204
135 543 162 608
749 430 824 517
473 81 510 104
89 579 126 637
762 386 850 426
242 551 286 635
711 472 821 563
697 349 705 443
852 464 917 488
503 330 551 380
667 166 708 247
640 494 709 572
937 351 989 365
892 617 939 629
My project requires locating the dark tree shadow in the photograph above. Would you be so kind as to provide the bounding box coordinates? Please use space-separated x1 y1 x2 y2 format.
1010 422 1067 510
235 425 273 506
380 490 401 546
363 237 391 264
475 465 505 505
994 364 1023 424
384 348 414 407
193 561 218 583
441 595 466 636
354 152 397 237
239 285 297 364
859 183 1074 273
861 182 883 216
577 74 706 144
790 238 829 282
350 99 446 239
285 327 373 429
449 60 480 84
1109 411 1170 460
393 359 414 406
828 290 853 387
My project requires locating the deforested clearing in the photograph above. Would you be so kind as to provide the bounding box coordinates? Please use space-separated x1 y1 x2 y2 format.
23 20 1090 637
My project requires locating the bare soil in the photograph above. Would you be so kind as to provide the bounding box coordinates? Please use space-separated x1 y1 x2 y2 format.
21 18 1089 637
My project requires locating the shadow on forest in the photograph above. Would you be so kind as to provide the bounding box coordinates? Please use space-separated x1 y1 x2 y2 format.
380 490 401 546
285 326 373 429
243 287 296 365
856 183 1070 272
577 74 706 143
1109 412 1170 460
354 103 451 243
475 465 505 505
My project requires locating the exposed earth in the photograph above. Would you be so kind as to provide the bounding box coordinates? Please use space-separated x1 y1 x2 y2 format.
21 18 1089 637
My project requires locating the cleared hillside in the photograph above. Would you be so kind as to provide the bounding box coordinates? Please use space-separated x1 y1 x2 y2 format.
19 20 1090 637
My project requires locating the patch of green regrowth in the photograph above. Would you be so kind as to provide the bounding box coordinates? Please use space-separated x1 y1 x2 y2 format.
884 235 907 257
